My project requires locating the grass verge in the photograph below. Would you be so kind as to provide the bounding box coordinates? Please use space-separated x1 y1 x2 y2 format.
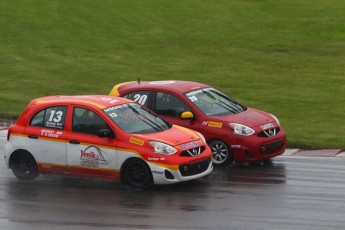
0 0 344 149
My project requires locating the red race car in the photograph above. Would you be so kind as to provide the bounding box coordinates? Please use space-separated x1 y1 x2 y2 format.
109 80 286 165
4 95 213 188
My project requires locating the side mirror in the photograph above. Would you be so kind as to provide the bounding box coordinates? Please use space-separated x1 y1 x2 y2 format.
98 129 115 138
181 111 194 120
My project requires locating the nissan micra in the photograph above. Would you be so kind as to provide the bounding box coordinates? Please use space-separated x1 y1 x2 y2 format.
4 95 212 188
109 80 286 165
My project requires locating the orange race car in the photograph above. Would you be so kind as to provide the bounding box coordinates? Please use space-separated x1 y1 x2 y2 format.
4 95 213 189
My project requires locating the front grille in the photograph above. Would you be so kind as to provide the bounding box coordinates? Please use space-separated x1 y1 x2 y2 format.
179 158 211 177
260 140 283 154
258 128 280 137
180 146 205 157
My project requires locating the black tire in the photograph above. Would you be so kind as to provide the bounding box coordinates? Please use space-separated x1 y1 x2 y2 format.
122 159 153 189
208 140 233 166
10 151 39 181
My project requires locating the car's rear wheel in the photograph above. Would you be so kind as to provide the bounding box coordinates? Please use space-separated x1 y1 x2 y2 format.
122 159 153 189
208 140 233 165
10 151 39 181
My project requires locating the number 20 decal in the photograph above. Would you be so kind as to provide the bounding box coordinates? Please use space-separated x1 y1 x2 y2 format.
133 94 148 105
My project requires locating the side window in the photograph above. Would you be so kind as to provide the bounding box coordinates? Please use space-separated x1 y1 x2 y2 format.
30 106 67 130
30 110 45 127
72 107 110 136
155 92 190 117
124 91 149 106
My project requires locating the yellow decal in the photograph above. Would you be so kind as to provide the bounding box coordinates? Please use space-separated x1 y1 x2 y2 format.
208 121 223 128
11 133 27 138
174 125 199 138
109 81 135 96
35 99 106 109
151 162 179 170
130 137 145 146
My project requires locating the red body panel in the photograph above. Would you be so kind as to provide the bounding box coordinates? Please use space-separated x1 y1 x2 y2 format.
111 81 287 163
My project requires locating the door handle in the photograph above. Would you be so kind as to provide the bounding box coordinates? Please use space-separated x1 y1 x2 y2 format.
69 140 80 144
28 135 38 139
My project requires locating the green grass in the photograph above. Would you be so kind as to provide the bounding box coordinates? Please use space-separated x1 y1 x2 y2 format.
1 0 344 150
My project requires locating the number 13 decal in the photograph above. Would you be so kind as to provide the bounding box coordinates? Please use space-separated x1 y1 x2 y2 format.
49 110 63 122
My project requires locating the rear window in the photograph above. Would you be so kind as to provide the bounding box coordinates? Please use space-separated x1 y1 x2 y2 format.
123 91 150 107
30 106 67 130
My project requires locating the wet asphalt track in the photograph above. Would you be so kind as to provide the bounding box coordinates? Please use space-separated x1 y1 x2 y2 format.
1 136 345 229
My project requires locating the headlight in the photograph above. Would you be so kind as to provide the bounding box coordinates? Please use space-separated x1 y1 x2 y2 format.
196 131 206 143
149 141 177 155
270 113 280 126
229 123 255 136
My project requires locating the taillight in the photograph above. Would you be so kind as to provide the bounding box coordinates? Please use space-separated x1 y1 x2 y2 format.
7 126 12 141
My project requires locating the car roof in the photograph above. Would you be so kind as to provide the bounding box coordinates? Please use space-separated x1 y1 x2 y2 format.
111 80 210 96
28 95 131 109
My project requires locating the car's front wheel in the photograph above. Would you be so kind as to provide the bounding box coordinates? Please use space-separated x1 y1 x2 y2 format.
122 158 153 189
10 151 39 181
208 140 233 166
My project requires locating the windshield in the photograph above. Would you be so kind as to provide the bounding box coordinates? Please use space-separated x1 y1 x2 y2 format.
103 102 171 134
185 87 246 116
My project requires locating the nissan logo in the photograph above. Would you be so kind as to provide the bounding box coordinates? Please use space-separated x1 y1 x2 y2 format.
193 148 198 155
187 147 200 156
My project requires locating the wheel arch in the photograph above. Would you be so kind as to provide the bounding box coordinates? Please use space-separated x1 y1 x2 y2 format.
206 137 230 147
120 157 153 182
8 149 36 169
207 138 233 165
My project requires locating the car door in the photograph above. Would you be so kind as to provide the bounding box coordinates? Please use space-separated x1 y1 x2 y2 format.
66 106 119 180
25 105 68 174
152 91 201 130
124 90 200 131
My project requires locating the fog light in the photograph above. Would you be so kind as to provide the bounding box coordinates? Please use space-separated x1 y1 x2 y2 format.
164 170 174 180
244 150 254 158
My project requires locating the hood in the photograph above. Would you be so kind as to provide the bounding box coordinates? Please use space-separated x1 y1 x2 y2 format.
214 108 276 128
135 125 200 146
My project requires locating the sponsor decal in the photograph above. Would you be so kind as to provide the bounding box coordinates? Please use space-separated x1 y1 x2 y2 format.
260 123 274 130
202 121 209 126
80 145 107 168
185 87 213 97
42 165 52 169
98 97 118 104
240 113 260 120
152 170 164 175
208 121 223 128
75 96 118 104
180 141 200 150
149 81 176 85
130 137 145 146
104 104 126 112
231 145 241 149
40 129 63 138
148 157 166 161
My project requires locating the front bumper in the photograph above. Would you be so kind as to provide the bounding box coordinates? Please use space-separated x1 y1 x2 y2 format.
229 129 286 163
148 157 213 185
